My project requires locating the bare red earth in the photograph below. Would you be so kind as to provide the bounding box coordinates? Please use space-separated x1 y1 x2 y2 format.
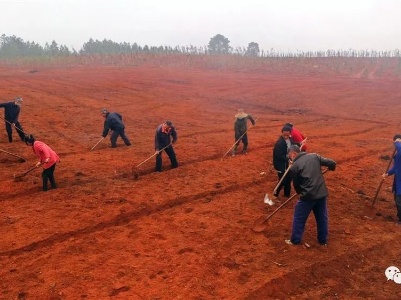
1 57 401 299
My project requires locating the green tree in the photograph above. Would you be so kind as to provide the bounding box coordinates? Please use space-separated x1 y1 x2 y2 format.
208 34 231 54
246 42 260 56
49 40 60 56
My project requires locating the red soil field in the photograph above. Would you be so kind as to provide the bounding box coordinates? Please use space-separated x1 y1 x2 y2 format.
1 57 401 299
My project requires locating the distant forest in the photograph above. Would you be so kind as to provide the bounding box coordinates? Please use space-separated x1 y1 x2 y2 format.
1 33 400 59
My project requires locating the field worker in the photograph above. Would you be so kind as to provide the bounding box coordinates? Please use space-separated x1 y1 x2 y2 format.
25 134 60 191
273 125 294 198
0 97 26 143
382 134 401 225
285 145 336 246
285 122 308 151
155 120 178 172
232 108 256 156
101 108 131 148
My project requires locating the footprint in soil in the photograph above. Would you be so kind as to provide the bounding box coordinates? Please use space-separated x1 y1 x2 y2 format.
109 286 130 296
238 272 251 284
223 259 240 270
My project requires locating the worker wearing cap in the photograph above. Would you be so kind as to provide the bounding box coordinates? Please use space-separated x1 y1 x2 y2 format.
0 97 26 143
100 108 131 148
155 120 178 172
285 122 308 151
232 108 256 156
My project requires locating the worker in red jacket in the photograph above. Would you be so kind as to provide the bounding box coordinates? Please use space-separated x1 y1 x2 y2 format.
285 123 307 151
25 134 60 191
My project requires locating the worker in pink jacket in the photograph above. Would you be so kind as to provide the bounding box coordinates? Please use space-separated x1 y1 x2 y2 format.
25 134 60 191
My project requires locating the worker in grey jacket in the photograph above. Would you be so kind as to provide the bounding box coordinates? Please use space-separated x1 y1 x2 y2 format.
286 145 336 246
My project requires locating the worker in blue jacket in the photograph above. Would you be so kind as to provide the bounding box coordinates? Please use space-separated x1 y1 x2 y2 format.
101 108 131 148
383 134 401 225
0 97 25 143
155 120 178 172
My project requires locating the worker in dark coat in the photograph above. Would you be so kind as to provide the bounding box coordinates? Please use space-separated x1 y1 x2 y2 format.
101 108 131 148
0 97 25 143
155 120 178 172
273 125 294 198
232 109 256 156
286 145 336 246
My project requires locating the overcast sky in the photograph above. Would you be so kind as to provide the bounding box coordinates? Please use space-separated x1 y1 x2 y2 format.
1 0 400 52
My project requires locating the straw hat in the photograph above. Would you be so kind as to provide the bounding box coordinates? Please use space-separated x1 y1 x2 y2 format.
235 109 247 119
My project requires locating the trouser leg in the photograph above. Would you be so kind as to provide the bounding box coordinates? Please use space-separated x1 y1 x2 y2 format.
282 175 292 197
242 134 248 151
110 131 119 147
119 130 131 146
14 122 25 141
291 199 313 244
156 152 163 172
276 171 291 197
312 197 328 244
47 164 57 189
275 172 284 196
395 194 401 221
233 134 241 155
5 122 12 142
165 146 178 168
42 169 50 191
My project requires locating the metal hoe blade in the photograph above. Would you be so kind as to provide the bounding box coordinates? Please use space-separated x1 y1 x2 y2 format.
264 193 274 206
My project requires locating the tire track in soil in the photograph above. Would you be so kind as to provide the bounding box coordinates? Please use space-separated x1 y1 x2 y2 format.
222 96 390 127
0 141 392 198
0 175 270 257
244 241 392 299
5 77 392 149
0 140 391 256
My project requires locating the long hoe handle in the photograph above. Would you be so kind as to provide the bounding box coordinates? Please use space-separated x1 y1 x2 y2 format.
0 148 26 162
0 115 26 135
91 137 105 151
15 165 39 179
135 153 157 168
273 164 291 195
252 193 298 232
371 148 396 207
134 142 172 168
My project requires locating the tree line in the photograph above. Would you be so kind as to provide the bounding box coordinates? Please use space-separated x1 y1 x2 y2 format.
1 33 400 59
